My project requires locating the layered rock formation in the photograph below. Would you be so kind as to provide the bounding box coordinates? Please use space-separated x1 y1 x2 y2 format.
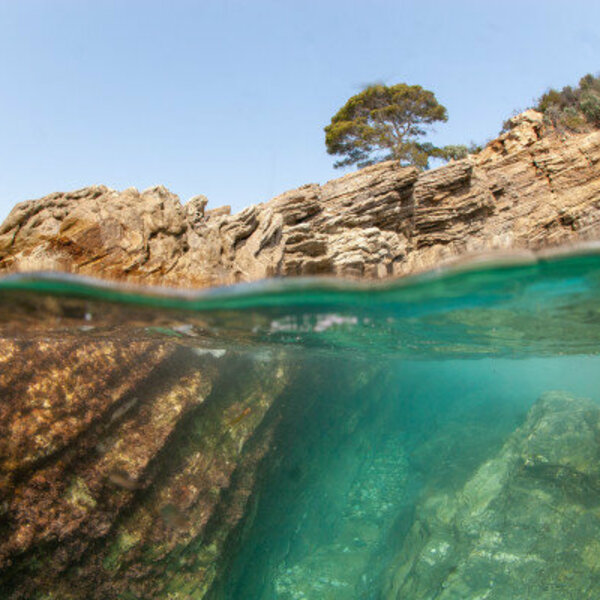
0 110 599 288
0 308 396 600
1 112 600 600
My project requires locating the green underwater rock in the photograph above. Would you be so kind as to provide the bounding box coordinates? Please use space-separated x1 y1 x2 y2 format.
383 391 600 599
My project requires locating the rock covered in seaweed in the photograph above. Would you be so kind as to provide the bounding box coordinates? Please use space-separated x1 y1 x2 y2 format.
0 335 292 599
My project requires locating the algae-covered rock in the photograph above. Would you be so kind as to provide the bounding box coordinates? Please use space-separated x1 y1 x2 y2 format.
383 391 600 599
0 333 293 600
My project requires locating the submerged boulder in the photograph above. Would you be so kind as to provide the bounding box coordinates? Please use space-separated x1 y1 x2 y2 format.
383 391 600 599
0 335 292 599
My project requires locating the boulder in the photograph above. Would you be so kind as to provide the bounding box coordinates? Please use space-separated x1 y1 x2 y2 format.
383 392 600 599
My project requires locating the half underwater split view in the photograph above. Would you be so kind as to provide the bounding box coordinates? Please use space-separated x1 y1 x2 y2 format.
1 251 600 600
3 2 600 599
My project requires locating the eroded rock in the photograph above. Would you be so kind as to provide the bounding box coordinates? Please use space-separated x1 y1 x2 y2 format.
0 335 293 600
1 112 599 287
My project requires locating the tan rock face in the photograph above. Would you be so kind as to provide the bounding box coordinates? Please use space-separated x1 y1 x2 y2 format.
2 112 599 599
1 111 599 288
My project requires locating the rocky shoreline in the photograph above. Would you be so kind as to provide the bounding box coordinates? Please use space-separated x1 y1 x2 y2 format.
0 111 599 289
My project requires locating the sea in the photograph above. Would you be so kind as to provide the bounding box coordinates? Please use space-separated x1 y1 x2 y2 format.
2 248 600 599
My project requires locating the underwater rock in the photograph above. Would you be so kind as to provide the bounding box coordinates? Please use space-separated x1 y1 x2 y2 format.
0 337 293 599
0 111 599 287
268 437 410 600
382 391 600 599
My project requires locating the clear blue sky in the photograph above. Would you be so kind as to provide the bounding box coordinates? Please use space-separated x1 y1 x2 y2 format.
0 0 598 221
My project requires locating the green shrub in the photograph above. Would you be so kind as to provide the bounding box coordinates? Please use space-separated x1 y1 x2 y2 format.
534 73 600 132
580 74 600 93
439 144 469 161
580 91 600 125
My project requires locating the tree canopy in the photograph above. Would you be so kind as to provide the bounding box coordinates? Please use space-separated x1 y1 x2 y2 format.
324 83 448 169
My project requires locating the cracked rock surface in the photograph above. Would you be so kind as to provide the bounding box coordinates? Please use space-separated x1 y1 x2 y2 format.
1 111 599 287
0 338 292 600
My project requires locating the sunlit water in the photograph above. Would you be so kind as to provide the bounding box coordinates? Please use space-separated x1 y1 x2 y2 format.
2 250 600 599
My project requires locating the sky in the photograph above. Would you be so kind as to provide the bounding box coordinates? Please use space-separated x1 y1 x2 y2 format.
0 0 598 222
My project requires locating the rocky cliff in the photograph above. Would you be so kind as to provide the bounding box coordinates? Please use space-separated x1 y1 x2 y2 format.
1 110 599 288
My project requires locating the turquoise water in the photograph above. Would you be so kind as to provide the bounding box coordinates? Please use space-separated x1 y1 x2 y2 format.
217 357 600 599
2 251 600 599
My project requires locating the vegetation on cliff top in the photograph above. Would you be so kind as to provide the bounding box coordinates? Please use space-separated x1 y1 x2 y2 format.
526 73 600 133
326 74 600 173
324 83 451 170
